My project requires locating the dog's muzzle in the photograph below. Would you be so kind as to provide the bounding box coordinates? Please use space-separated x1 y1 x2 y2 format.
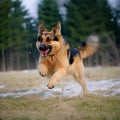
39 44 52 57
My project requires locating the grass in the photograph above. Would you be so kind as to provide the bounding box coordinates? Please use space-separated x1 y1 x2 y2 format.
85 66 120 80
0 70 44 93
0 95 120 120
0 67 120 93
0 67 120 120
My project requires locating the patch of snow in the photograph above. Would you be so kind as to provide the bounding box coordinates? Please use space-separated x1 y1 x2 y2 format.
21 69 37 74
0 85 5 89
0 79 120 98
87 79 120 96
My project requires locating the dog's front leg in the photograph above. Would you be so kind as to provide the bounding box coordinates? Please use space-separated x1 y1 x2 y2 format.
38 64 48 77
47 68 66 89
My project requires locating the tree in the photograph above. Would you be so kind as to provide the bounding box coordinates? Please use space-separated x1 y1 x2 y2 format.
38 0 62 30
99 0 120 65
0 0 37 71
64 0 119 65
7 0 30 70
64 0 115 47
111 0 120 47
0 0 12 70
25 18 38 69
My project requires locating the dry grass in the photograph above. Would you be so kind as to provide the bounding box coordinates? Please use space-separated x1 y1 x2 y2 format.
0 70 45 93
0 66 120 94
0 67 120 120
85 66 120 80
0 67 120 93
0 94 120 120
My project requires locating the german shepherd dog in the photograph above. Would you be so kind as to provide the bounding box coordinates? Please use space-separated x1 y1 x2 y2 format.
36 21 99 96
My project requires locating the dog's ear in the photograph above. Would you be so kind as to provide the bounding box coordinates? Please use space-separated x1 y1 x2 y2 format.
38 22 47 36
52 21 61 36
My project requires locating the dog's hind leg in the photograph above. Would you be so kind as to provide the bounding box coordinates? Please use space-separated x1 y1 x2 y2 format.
74 74 88 96
47 68 66 89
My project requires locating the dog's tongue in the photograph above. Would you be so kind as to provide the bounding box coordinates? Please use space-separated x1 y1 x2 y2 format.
41 49 49 55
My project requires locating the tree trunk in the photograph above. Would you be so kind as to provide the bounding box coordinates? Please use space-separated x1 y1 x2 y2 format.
9 49 14 70
16 49 20 70
95 53 99 66
26 49 30 69
1 48 6 71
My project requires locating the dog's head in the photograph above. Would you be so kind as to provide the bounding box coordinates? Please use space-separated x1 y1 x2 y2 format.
36 21 64 57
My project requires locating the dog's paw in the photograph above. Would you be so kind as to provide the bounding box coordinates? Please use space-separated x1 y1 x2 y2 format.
38 67 47 77
47 83 54 89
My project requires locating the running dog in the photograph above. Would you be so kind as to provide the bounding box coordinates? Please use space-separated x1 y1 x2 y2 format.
36 21 99 96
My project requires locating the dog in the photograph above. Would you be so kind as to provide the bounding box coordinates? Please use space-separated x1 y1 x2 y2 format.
36 21 99 96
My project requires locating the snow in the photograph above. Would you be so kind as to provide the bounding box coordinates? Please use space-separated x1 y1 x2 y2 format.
0 79 120 98
0 85 5 89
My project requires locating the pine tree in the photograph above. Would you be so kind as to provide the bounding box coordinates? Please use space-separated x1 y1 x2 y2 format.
7 0 29 70
111 0 120 46
64 0 119 65
64 0 115 47
0 0 12 70
25 18 38 69
38 0 62 30
0 0 35 70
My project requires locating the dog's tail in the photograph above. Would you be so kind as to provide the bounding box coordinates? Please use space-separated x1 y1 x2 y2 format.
78 35 99 59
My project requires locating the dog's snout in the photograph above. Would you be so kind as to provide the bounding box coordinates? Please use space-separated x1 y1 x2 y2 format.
39 44 46 51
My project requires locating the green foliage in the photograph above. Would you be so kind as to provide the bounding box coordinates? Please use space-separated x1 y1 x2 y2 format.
0 0 120 70
64 0 115 47
0 0 37 70
0 0 28 50
38 0 62 30
9 0 28 48
0 0 12 49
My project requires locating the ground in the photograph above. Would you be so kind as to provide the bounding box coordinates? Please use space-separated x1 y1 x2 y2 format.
0 67 120 120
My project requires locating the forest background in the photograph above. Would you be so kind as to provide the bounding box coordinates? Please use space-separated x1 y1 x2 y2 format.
0 0 120 71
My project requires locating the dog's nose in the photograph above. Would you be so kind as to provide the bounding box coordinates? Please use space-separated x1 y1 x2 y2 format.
39 44 46 51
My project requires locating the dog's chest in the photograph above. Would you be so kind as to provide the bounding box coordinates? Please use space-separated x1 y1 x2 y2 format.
47 56 63 69
46 55 67 69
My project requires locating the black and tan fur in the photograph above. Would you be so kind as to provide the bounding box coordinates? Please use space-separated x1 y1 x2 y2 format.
36 21 99 96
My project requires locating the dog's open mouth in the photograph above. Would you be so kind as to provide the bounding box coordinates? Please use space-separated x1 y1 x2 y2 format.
40 46 52 57
41 49 50 57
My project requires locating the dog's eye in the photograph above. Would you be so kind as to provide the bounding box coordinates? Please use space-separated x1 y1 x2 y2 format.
38 36 43 42
46 37 51 42
53 36 58 41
